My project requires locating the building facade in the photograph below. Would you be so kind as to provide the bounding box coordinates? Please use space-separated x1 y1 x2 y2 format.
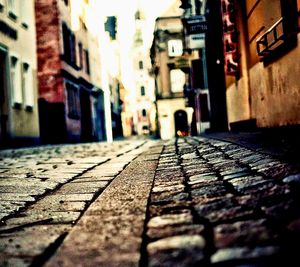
224 0 300 129
0 0 40 147
36 0 110 144
151 14 195 140
129 10 156 136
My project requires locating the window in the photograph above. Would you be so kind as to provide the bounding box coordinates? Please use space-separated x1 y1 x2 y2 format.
84 50 90 74
138 60 143 69
22 63 34 111
140 86 145 96
78 43 83 69
66 82 80 119
70 33 76 65
8 0 19 19
142 109 147 117
170 69 185 93
62 23 76 66
62 23 71 62
0 0 4 11
10 55 22 108
168 39 183 57
20 0 30 28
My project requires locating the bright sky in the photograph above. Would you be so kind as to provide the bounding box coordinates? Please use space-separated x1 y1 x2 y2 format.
94 0 176 47
90 0 177 89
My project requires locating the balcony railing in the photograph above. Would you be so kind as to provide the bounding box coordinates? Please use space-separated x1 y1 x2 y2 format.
256 17 285 56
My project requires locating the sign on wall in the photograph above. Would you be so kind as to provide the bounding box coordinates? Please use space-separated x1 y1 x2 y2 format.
183 16 207 49
221 0 239 75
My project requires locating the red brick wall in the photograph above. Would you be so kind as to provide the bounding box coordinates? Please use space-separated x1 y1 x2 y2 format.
35 0 64 103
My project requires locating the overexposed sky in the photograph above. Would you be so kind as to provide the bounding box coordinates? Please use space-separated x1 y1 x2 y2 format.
91 0 177 89
94 0 176 48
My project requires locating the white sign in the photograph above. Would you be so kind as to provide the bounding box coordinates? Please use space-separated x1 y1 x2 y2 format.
187 33 205 49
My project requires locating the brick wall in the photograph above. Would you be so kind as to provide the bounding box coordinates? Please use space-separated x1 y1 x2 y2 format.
35 0 64 103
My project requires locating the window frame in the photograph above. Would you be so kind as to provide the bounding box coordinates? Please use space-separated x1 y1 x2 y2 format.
10 53 23 108
66 82 80 119
140 86 145 96
7 0 19 20
167 39 183 57
22 62 34 111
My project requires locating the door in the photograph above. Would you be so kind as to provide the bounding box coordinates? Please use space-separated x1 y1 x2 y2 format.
174 110 188 137
80 87 93 142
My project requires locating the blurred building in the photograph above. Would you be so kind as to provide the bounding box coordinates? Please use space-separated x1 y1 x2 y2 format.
222 0 300 130
0 0 40 147
104 16 123 140
150 1 199 140
128 10 156 136
179 0 213 134
35 0 111 144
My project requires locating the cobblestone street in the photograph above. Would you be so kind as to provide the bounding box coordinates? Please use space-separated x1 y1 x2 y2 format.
0 136 300 266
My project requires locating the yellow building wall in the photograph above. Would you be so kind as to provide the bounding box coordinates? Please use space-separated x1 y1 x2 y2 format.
226 0 300 128
0 0 40 139
249 35 300 127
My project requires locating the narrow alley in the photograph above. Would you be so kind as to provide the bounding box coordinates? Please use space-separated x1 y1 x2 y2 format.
0 136 299 266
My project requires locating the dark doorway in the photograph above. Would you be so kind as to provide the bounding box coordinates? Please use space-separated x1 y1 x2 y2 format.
93 90 106 141
174 110 188 137
0 47 9 145
80 87 93 142
205 0 228 131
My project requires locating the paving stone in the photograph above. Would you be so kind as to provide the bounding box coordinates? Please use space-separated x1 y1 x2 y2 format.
220 167 249 177
0 194 35 202
191 183 227 198
0 225 70 258
152 184 185 193
147 224 204 241
194 196 236 216
259 164 295 179
33 200 86 212
249 158 276 168
0 201 27 214
43 194 95 202
223 171 251 181
3 211 81 225
0 213 10 221
0 257 32 267
0 186 47 195
190 180 221 190
214 219 278 248
180 152 198 160
261 200 300 224
147 235 206 267
229 176 273 193
149 201 192 217
151 192 189 204
283 173 300 185
57 182 108 194
211 246 280 264
189 173 217 181
71 176 113 183
196 205 254 224
202 152 224 160
147 211 193 228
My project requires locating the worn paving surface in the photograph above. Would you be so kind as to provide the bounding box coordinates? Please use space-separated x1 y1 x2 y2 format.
0 137 300 266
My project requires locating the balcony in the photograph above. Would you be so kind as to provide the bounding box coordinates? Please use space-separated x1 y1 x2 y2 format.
256 17 285 56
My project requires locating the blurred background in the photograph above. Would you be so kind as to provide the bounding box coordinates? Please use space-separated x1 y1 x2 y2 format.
0 0 299 148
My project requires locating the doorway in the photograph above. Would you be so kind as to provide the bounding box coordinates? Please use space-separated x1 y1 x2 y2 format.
174 110 188 137
80 87 93 142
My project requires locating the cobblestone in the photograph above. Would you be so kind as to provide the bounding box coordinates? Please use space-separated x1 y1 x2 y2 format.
0 137 299 266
